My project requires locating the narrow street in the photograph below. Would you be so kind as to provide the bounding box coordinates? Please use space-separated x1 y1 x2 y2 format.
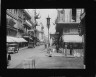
7 45 45 68
7 45 84 69
7 9 85 69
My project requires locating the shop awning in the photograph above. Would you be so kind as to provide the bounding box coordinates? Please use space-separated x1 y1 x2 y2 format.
7 36 15 42
62 35 83 43
7 36 27 42
18 38 28 42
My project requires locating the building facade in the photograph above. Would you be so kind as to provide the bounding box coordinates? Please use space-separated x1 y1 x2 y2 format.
25 9 41 40
55 8 85 48
7 9 23 37
23 9 33 36
56 8 84 23
6 9 32 38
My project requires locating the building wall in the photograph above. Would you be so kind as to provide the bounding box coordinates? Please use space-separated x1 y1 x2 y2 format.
25 9 38 38
7 9 33 38
26 9 36 27
56 9 85 36
7 9 18 37
64 9 72 22
57 9 84 23
76 9 82 23
57 9 72 23
6 9 25 37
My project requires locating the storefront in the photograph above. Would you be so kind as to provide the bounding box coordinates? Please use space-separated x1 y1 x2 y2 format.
7 36 28 48
62 35 83 49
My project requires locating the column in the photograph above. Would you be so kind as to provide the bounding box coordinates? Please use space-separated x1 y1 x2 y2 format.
76 9 82 23
70 9 72 22
65 9 71 22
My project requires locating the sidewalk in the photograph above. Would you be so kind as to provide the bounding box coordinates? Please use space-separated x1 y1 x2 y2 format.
8 45 84 69
19 46 28 51
43 46 83 57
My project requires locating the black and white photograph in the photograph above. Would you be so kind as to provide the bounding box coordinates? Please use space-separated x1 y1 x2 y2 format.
6 9 86 69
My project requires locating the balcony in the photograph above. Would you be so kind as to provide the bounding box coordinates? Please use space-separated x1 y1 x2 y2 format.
23 20 32 29
23 9 31 20
7 9 18 21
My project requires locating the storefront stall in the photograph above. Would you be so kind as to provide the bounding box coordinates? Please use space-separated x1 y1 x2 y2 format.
7 36 28 53
62 35 84 56
62 35 83 49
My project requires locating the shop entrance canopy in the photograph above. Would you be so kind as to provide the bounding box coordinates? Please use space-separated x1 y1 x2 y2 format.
7 36 27 42
62 35 83 43
7 36 15 42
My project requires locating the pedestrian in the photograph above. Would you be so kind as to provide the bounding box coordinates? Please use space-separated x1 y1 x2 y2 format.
45 43 47 49
64 44 67 56
56 44 59 53
48 48 52 57
8 53 11 65
70 44 73 55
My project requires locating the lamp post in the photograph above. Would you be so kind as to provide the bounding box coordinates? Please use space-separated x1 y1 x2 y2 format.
46 15 51 47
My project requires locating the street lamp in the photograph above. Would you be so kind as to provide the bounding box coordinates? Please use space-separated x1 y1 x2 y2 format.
46 15 51 47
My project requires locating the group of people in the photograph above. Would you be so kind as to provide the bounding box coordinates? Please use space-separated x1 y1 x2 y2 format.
45 42 74 56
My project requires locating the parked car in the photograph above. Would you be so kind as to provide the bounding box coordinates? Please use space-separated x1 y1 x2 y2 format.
7 43 19 54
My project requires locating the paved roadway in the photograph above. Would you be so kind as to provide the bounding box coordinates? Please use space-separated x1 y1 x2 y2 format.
7 45 84 69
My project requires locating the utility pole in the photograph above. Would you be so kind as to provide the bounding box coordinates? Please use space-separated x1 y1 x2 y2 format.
46 15 51 47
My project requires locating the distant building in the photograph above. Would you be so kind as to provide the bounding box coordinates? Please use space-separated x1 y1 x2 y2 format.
25 9 41 39
23 9 33 37
36 23 44 42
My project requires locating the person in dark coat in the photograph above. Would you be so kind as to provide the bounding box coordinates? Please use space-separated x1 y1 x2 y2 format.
70 44 73 55
56 44 59 53
45 43 47 49
8 53 11 65
8 53 11 60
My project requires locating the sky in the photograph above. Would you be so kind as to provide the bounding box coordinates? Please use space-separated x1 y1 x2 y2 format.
27 9 58 36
